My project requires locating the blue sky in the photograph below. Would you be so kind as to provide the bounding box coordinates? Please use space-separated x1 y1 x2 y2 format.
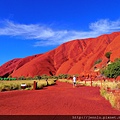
0 0 120 65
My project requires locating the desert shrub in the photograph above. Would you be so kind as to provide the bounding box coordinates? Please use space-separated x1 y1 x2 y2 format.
58 74 65 79
58 74 71 79
100 88 107 96
30 85 34 90
42 82 47 87
100 87 116 108
37 82 44 89
34 75 41 80
102 91 116 107
39 80 47 87
47 75 58 79
41 74 48 79
94 59 102 65
104 93 110 100
2 84 11 91
102 81 117 90
26 77 33 80
0 83 4 91
10 83 19 90
109 94 116 107
58 79 68 83
51 76 58 79
101 59 120 78
48 80 55 85
59 79 74 84
35 79 55 89
9 78 16 80
25 87 32 90
26 82 33 87
0 82 24 91
105 51 112 59
59 79 89 86
0 77 3 80
3 78 9 81
18 76 26 80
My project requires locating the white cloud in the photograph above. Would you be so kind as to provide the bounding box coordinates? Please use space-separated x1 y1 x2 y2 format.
0 19 120 46
90 19 120 32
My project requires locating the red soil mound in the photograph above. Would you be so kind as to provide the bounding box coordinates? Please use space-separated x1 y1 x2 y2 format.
0 81 120 115
0 31 120 77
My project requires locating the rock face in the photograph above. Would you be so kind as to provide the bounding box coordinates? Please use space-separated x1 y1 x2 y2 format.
0 31 120 77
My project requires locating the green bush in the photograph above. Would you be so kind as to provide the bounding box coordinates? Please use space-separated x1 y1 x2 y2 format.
101 58 120 78
105 51 112 59
0 77 3 80
3 78 9 81
9 78 16 80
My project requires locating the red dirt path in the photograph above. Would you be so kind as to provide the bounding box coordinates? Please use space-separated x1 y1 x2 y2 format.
0 81 120 115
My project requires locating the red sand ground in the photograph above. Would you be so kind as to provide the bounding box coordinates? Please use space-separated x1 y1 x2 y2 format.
0 81 120 115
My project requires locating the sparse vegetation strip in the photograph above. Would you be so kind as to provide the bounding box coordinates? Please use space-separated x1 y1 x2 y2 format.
0 79 56 92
